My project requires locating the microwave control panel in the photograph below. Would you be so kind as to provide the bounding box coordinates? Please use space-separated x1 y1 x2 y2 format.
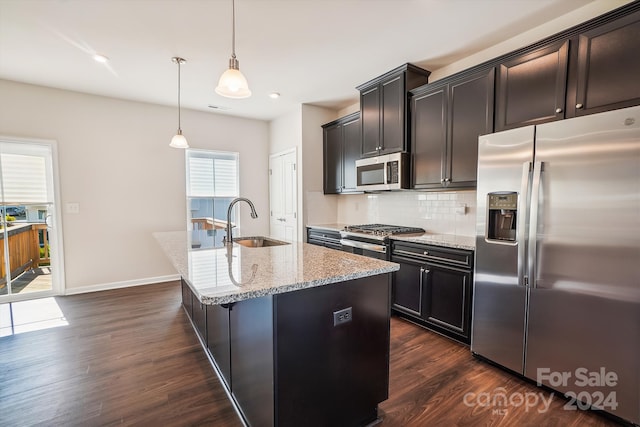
388 161 399 184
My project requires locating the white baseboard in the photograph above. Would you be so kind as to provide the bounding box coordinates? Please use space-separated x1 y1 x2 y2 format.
64 274 181 296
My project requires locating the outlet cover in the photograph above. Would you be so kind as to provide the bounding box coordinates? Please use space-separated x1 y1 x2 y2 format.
333 307 353 326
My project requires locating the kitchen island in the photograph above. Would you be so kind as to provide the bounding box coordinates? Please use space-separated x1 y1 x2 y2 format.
155 230 399 427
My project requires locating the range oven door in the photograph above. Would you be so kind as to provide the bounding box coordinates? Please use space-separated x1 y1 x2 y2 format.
340 239 388 260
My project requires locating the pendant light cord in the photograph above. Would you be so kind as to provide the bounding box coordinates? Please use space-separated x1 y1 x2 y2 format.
177 59 182 132
231 0 236 59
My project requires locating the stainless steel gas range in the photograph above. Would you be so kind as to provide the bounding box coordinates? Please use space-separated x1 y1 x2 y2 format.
340 224 425 260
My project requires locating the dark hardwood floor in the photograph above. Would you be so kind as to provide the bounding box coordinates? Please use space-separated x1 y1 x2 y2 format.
0 282 624 426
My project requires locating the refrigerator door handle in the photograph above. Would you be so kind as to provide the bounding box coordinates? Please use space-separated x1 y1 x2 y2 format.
528 161 543 288
517 161 532 287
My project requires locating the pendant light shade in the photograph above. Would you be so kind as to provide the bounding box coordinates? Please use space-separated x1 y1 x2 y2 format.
215 0 251 99
170 56 189 149
170 131 188 149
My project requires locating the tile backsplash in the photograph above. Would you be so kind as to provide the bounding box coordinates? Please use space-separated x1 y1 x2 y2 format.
336 190 477 237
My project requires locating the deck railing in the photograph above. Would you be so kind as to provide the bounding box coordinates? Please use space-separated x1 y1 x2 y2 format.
0 222 49 285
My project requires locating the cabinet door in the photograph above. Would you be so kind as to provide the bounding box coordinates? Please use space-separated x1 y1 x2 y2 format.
572 10 640 117
207 304 231 389
323 124 342 194
422 263 472 342
230 297 274 427
361 85 381 157
192 298 207 342
412 86 446 188
381 75 405 153
447 68 495 187
342 116 361 192
181 279 192 318
391 257 423 317
495 40 569 131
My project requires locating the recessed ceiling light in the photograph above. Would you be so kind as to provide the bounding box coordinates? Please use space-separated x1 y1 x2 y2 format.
93 54 109 63
269 92 280 99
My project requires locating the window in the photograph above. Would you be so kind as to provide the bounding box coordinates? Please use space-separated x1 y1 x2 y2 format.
186 150 239 243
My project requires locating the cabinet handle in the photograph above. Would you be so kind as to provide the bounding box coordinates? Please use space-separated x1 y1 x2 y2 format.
440 178 445 183
555 108 563 113
423 251 429 255
576 103 584 109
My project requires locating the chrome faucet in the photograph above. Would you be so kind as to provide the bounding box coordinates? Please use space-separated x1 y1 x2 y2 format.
224 197 258 245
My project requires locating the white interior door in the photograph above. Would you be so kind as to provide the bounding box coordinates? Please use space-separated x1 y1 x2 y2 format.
269 149 298 242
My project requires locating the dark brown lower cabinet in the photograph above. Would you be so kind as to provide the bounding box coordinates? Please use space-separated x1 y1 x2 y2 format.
181 274 391 427
391 241 473 344
206 303 231 389
192 297 207 341
181 279 192 318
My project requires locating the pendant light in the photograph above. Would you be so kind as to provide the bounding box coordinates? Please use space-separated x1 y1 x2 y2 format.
215 0 251 99
170 57 189 149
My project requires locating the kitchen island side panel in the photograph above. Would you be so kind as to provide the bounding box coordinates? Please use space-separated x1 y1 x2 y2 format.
274 274 391 427
230 295 275 427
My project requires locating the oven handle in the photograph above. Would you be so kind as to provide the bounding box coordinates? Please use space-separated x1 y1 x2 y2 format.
340 239 387 254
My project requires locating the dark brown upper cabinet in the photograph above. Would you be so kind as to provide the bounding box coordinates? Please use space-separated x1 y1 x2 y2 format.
322 112 361 194
357 64 430 158
411 68 495 189
495 40 569 131
568 8 640 117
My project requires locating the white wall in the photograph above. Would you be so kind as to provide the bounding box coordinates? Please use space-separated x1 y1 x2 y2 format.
301 105 339 232
269 104 338 239
0 79 269 292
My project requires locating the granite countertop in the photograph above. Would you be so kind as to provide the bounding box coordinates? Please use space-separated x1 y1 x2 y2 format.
306 224 476 251
389 233 475 251
154 230 399 305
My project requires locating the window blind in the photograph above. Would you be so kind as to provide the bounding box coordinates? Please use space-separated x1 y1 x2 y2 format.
0 143 52 204
187 151 238 198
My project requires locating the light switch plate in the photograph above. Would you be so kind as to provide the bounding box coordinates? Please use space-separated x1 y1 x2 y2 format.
65 202 80 214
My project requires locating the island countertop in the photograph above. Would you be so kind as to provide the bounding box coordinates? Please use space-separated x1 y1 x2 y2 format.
154 230 399 305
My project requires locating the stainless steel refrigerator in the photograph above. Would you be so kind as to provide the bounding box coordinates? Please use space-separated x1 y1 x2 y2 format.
472 105 640 425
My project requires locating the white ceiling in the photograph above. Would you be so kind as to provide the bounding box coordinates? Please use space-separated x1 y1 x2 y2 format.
0 0 604 121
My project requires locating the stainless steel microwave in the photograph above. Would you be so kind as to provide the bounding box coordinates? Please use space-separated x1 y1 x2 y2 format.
355 152 409 191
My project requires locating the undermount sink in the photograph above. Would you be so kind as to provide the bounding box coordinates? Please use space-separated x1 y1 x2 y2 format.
233 236 290 248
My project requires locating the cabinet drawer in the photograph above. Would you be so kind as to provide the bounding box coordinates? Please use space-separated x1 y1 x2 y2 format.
391 241 472 268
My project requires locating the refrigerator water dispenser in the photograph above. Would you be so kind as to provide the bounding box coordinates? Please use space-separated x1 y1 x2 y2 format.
487 192 517 242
